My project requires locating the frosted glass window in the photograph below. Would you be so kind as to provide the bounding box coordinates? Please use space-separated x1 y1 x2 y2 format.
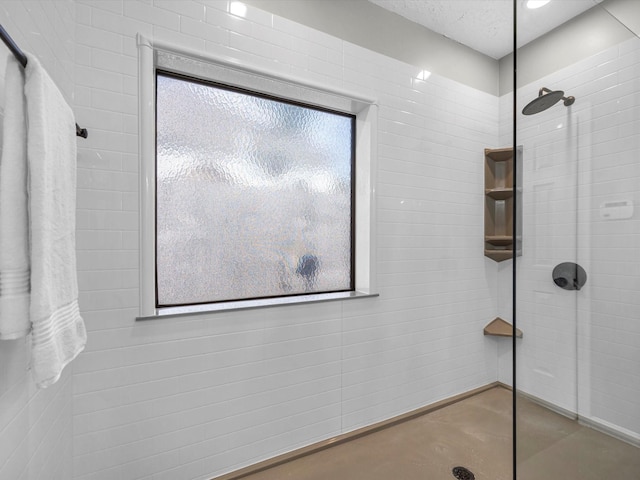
155 72 355 306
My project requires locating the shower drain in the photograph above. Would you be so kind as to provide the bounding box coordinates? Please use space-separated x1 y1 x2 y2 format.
452 466 475 480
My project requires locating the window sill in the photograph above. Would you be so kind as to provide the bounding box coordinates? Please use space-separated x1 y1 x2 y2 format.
136 291 379 321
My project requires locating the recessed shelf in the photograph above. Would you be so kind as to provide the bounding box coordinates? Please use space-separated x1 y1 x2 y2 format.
484 317 523 338
485 187 514 200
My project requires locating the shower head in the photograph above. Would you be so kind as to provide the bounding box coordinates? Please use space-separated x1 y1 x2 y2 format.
522 87 575 115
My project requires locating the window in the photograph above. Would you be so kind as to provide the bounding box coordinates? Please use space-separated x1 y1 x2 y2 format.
155 72 355 307
138 38 377 316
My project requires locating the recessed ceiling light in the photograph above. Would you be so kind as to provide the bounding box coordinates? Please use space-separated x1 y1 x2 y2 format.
527 0 551 9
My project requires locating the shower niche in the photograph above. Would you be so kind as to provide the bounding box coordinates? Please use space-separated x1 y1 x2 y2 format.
484 146 522 262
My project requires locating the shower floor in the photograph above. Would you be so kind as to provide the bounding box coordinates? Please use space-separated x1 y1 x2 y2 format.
226 386 640 480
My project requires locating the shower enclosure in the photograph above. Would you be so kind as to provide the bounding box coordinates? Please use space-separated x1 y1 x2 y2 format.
512 1 640 478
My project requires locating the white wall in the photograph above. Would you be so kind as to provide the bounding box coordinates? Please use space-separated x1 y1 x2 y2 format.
498 4 634 96
498 34 640 441
67 1 499 479
4 1 636 479
0 2 76 479
242 0 499 95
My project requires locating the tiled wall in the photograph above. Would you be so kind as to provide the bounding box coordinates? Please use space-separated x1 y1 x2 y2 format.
5 1 635 479
499 36 640 439
69 1 499 479
0 2 76 479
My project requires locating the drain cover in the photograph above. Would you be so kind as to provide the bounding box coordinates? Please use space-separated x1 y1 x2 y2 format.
452 466 475 480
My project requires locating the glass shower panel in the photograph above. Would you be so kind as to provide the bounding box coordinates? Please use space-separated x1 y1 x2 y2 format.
514 2 640 479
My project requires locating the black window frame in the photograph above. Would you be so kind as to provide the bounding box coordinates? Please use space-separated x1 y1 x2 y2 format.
154 69 357 308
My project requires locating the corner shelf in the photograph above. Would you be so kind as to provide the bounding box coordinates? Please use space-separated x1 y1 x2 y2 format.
484 147 522 262
484 147 512 161
485 187 513 200
485 236 514 247
484 317 523 338
483 250 513 262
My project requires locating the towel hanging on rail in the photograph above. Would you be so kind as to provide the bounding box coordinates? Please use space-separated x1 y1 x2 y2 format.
0 51 87 387
23 52 87 388
0 56 31 339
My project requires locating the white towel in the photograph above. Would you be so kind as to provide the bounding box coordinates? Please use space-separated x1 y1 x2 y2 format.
0 56 31 340
24 53 86 388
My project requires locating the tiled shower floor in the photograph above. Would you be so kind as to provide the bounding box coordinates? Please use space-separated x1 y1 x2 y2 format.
230 386 640 480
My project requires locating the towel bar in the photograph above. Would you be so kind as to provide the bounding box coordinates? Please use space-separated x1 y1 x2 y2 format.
1 23 88 139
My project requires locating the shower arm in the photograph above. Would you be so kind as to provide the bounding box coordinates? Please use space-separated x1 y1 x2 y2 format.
539 87 575 106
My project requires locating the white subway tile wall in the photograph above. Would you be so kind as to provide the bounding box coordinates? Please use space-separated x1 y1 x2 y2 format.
68 0 498 478
498 36 640 434
0 2 76 479
1 1 638 479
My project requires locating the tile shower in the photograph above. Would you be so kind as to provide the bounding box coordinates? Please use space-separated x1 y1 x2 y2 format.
0 1 637 479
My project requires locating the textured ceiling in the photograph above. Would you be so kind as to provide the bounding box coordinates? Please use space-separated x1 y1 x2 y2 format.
368 0 603 59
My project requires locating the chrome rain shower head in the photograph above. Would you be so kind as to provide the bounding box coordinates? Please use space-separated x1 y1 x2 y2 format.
522 87 575 115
